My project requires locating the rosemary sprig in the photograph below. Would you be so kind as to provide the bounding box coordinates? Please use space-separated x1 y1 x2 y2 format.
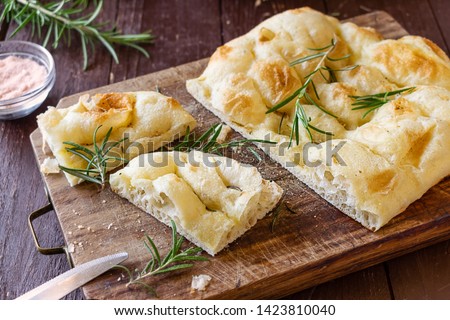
116 220 208 295
173 123 276 161
266 38 358 146
1 0 154 70
350 87 415 118
59 125 128 188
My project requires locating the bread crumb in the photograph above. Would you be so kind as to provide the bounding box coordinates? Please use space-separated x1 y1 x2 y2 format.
77 225 84 229
102 200 107 204
40 157 60 174
191 274 212 292
216 125 232 144
67 243 75 253
68 231 72 235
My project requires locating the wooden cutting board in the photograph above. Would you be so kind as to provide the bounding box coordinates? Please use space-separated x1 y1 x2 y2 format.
30 11 450 300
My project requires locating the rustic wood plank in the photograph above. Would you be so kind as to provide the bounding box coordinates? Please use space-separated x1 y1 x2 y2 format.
0 4 8 41
27 12 450 300
325 0 447 51
286 264 392 299
388 241 450 299
0 115 77 299
0 1 119 300
221 0 326 42
110 0 222 82
428 0 450 53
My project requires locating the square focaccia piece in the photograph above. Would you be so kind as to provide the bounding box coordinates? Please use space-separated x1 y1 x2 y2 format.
186 7 450 230
110 151 283 255
37 91 196 186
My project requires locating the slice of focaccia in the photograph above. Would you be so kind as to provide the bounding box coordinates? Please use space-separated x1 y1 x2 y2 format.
186 7 450 230
37 91 196 186
110 151 283 255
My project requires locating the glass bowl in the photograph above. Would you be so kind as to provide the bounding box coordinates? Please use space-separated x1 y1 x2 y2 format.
0 40 55 120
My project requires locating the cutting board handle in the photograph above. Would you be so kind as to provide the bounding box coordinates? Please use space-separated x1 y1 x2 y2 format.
28 201 74 268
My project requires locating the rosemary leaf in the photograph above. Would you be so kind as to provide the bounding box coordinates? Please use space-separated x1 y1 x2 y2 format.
144 235 161 266
171 255 209 262
307 39 335 51
278 113 286 134
326 53 351 61
244 147 259 161
289 51 326 66
349 87 415 100
65 148 93 163
58 165 102 185
309 124 334 136
151 264 194 275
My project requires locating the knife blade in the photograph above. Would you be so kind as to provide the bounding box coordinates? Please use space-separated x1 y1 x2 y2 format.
16 251 128 300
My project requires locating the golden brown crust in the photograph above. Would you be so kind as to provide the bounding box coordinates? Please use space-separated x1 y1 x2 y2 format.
209 45 234 63
91 92 135 112
251 59 301 106
423 38 450 62
371 42 439 85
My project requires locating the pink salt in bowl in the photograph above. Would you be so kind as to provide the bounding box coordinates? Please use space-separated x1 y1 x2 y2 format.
0 41 55 120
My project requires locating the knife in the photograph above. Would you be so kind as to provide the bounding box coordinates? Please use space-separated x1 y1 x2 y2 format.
16 251 128 300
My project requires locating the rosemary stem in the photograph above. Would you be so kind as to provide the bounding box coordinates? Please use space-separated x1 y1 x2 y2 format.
307 40 335 83
16 0 72 26
129 263 168 285
15 0 105 39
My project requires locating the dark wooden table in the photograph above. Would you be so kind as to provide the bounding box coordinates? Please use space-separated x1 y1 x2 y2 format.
1 0 449 300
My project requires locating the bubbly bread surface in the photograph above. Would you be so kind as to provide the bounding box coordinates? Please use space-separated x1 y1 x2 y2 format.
37 91 196 186
186 7 450 230
110 151 283 255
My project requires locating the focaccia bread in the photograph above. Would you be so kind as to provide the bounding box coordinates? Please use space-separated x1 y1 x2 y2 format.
110 151 283 255
186 7 450 231
37 91 196 186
